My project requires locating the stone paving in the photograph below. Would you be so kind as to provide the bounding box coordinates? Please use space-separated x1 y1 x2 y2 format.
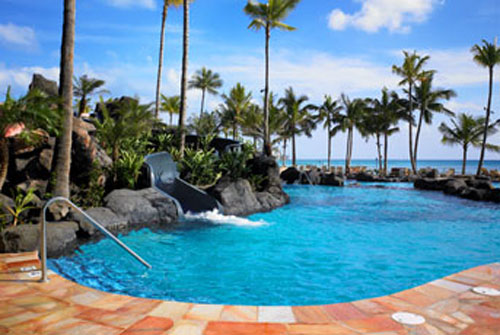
0 251 499 334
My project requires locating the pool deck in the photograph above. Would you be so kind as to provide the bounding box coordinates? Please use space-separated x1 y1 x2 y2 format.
0 252 499 334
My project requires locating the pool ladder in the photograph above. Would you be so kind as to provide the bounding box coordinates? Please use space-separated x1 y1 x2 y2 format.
40 197 152 282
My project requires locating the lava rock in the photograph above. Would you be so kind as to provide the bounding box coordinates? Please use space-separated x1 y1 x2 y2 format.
210 177 261 216
355 172 376 182
70 207 128 237
443 179 468 196
466 178 493 190
280 167 300 184
414 178 450 191
462 188 488 201
320 173 344 186
28 74 58 97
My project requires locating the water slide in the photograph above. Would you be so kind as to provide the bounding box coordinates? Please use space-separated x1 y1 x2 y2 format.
144 152 223 216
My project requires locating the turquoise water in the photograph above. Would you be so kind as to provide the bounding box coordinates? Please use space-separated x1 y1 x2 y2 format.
49 184 500 306
286 159 500 175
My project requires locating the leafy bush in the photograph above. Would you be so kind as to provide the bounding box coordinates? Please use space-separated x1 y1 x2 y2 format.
216 142 255 181
109 150 145 190
178 147 221 187
248 174 268 192
2 188 36 227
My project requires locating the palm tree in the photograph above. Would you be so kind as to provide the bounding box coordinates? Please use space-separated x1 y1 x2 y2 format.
219 83 253 140
279 87 315 166
334 94 366 174
244 0 301 156
188 67 223 117
160 94 180 125
178 0 191 157
154 0 183 118
73 75 109 117
471 39 500 175
53 0 76 199
0 88 62 190
392 51 434 174
439 113 500 175
238 104 263 148
412 74 456 165
315 95 341 169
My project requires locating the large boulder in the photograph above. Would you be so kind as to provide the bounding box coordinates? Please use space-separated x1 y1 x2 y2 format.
301 168 321 185
0 222 79 257
414 178 450 191
280 167 300 185
104 188 178 229
28 74 58 97
70 207 128 237
462 188 488 202
248 155 282 189
466 178 493 190
486 189 500 203
320 173 344 187
443 179 468 196
355 172 376 182
210 177 261 216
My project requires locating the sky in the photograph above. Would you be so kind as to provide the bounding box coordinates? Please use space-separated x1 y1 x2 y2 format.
0 0 499 161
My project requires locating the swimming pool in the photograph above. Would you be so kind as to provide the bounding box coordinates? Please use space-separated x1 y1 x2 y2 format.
49 184 500 306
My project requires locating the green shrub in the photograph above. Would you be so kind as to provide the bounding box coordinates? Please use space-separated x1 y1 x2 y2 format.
2 188 36 227
73 161 106 208
178 147 221 187
110 150 145 190
217 142 255 181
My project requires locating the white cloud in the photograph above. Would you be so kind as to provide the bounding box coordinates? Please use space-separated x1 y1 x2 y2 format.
0 23 37 48
328 0 443 33
105 0 156 10
0 64 59 93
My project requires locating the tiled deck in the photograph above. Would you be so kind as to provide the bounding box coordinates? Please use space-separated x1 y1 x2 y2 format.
1 252 499 334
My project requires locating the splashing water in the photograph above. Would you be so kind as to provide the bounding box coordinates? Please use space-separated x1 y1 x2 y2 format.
182 209 267 227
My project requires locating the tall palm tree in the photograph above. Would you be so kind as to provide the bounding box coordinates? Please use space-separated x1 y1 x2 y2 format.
279 87 315 166
392 51 434 174
154 0 183 118
333 94 366 174
315 95 341 169
471 39 500 175
219 83 253 140
160 94 180 125
238 104 263 148
73 75 109 117
178 0 191 157
53 0 76 199
188 67 223 117
244 0 301 156
412 74 456 165
439 113 500 175
0 88 62 190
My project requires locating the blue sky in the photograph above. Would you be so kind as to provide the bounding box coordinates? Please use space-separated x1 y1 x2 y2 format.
1 0 499 160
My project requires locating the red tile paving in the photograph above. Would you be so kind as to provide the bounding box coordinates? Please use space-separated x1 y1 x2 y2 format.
0 252 499 334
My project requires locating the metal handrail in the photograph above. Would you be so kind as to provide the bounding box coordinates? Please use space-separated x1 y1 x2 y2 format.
40 197 152 282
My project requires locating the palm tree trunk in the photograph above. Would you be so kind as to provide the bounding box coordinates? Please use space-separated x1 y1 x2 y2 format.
155 3 168 119
0 138 8 191
283 138 287 166
376 133 382 173
262 24 271 156
54 0 76 199
327 134 332 169
169 112 173 126
178 0 189 158
477 66 493 175
292 133 296 166
200 89 206 117
462 144 467 175
345 128 352 174
413 106 425 165
408 83 416 174
384 133 388 176
78 95 86 117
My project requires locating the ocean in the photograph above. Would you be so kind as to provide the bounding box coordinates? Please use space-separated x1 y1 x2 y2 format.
282 159 500 175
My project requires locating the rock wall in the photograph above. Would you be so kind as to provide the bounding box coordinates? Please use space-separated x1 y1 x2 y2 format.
414 177 500 203
0 188 178 257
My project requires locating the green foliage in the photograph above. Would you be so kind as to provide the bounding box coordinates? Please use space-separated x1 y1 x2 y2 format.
217 143 255 181
2 188 36 227
73 162 106 208
177 137 221 187
188 112 220 138
248 173 268 192
110 151 145 190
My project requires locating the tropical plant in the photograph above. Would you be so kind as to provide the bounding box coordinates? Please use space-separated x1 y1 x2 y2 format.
178 147 220 187
471 39 500 175
315 95 342 169
188 67 223 116
238 104 264 148
178 0 192 157
334 94 367 174
73 74 109 117
109 150 145 190
217 143 255 181
279 87 316 166
219 83 253 140
53 0 76 199
160 94 180 125
244 0 301 155
73 161 106 208
155 0 183 118
412 74 456 165
95 98 155 161
392 51 434 174
2 188 36 227
0 88 62 190
439 113 500 175
188 111 220 137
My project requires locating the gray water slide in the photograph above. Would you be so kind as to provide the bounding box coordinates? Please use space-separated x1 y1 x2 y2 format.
144 152 223 216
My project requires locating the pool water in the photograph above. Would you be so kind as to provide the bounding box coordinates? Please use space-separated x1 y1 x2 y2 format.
49 184 500 306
